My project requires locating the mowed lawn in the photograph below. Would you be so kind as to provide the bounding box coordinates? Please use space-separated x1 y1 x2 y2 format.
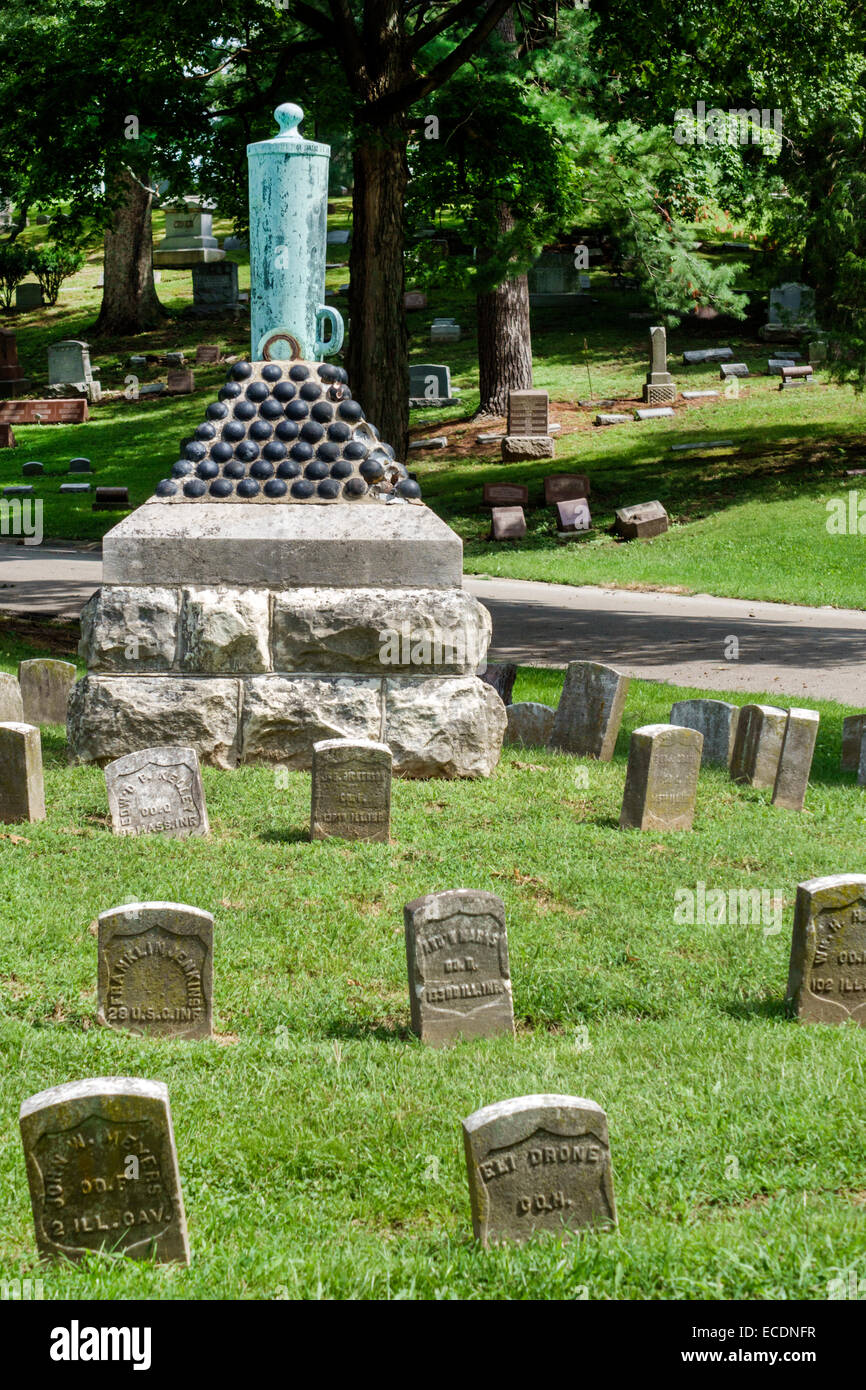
2 648 866 1300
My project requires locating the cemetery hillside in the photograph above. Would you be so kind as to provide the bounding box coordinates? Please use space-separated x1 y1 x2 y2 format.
0 0 865 1335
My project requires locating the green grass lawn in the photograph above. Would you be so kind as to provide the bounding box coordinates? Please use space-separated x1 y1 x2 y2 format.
2 644 866 1300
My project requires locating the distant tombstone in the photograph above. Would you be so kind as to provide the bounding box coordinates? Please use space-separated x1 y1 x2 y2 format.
191 261 239 315
808 339 828 365
0 328 31 396
682 348 733 364
772 708 819 811
642 325 676 405
507 390 549 436
430 319 461 343
462 1094 617 1246
223 235 247 251
720 363 749 379
166 369 195 395
59 483 90 494
0 423 16 447
634 406 675 420
528 252 582 300
98 901 214 1040
479 663 517 705
0 722 45 823
550 660 629 760
195 344 221 364
403 290 427 311
501 436 554 461
556 498 591 533
729 704 787 788
3 485 33 497
93 487 130 510
404 889 514 1046
491 506 526 540
47 340 94 389
15 282 43 310
482 482 529 508
786 874 866 1026
21 460 43 476
768 282 815 327
408 363 459 406
310 738 391 842
670 699 739 767
767 358 796 375
68 457 92 473
619 724 703 831
19 1077 190 1264
505 702 556 748
544 473 590 504
595 413 631 426
681 390 719 400
163 352 185 367
153 201 223 268
0 674 24 722
614 501 669 540
104 746 209 838
841 714 866 772
18 659 76 725
326 229 350 245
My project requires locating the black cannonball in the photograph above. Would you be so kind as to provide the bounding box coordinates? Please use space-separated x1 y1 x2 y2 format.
250 459 275 480
237 478 260 498
264 478 288 498
299 421 324 443
290 478 315 499
338 400 363 423
223 460 246 480
183 478 208 498
327 421 351 442
262 363 283 382
310 401 334 423
285 398 309 421
235 440 260 463
275 420 299 442
304 459 329 480
184 440 207 462
233 400 256 421
317 363 338 382
249 420 273 442
343 477 367 497
206 401 228 421
343 440 368 461
333 366 349 384
195 422 216 441
223 420 246 443
210 441 233 464
219 381 243 401
288 363 310 382
263 441 288 462
329 458 353 479
273 381 296 403
396 478 422 500
316 442 340 463
299 380 322 401
260 398 285 421
290 441 313 462
196 459 220 480
210 478 234 498
317 478 341 499
231 360 253 380
172 459 194 478
360 457 386 482
246 381 269 403
155 479 178 497
276 459 301 479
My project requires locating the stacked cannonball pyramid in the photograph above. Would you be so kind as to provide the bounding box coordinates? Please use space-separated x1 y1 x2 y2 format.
154 358 421 504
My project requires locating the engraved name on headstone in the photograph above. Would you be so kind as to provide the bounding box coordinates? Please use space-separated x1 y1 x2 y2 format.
619 724 703 831
729 704 787 788
462 1094 617 1246
18 658 76 725
550 660 629 760
670 698 739 767
310 738 391 842
786 874 866 1026
404 889 514 1046
104 746 209 838
19 1077 190 1263
507 389 549 436
98 902 214 1040
772 707 819 811
0 721 46 823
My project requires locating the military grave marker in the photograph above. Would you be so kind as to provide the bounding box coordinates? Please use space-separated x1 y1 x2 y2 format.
98 902 214 1040
551 660 629 760
104 746 209 838
404 889 514 1046
730 704 787 788
18 658 76 725
786 874 866 1026
310 738 391 842
670 698 738 767
772 708 820 811
0 722 45 823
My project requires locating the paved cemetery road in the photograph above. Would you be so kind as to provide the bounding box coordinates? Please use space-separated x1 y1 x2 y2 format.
2 542 866 704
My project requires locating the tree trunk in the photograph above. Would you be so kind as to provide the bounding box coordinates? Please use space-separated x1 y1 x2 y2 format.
475 203 533 418
93 168 165 336
346 130 409 457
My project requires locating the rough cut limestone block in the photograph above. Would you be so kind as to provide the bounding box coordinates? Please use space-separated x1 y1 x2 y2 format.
98 902 214 1040
550 660 629 760
102 501 463 590
0 672 24 722
179 587 270 673
68 676 240 769
772 708 820 811
500 435 555 461
19 1077 189 1264
240 676 382 766
0 721 46 823
619 723 703 831
404 889 514 1046
670 698 738 767
786 874 866 1026
841 713 866 772
272 587 490 676
19 658 76 725
384 676 506 779
729 703 787 788
78 586 179 672
311 738 391 842
462 1094 616 1246
505 702 556 748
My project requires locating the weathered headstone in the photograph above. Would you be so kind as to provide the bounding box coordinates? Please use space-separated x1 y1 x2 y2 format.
478 663 517 705
191 260 239 315
681 390 719 400
501 435 554 461
482 482 529 508
311 738 391 842
507 390 548 436
670 698 738 768
19 1077 190 1263
93 486 131 510
60 482 90 493
3 484 33 497
642 325 676 405
0 722 45 823
404 889 514 1046
682 348 733 364
720 362 749 379
670 440 733 454
619 724 702 831
462 1094 617 1246
408 363 460 406
772 708 820 811
786 874 866 1026
505 702 555 747
154 201 224 267
195 344 221 364
21 460 43 476
47 340 100 402
0 328 30 397
595 413 631 426
550 660 629 760
556 498 591 533
491 506 526 540
729 704 787 788
69 456 92 473
614 501 669 540
430 318 461 343
0 673 24 722
15 282 43 311
403 290 427 311
166 369 195 395
18 658 76 725
543 473 590 505
105 746 209 838
841 713 866 772
634 406 675 420
98 901 214 1040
